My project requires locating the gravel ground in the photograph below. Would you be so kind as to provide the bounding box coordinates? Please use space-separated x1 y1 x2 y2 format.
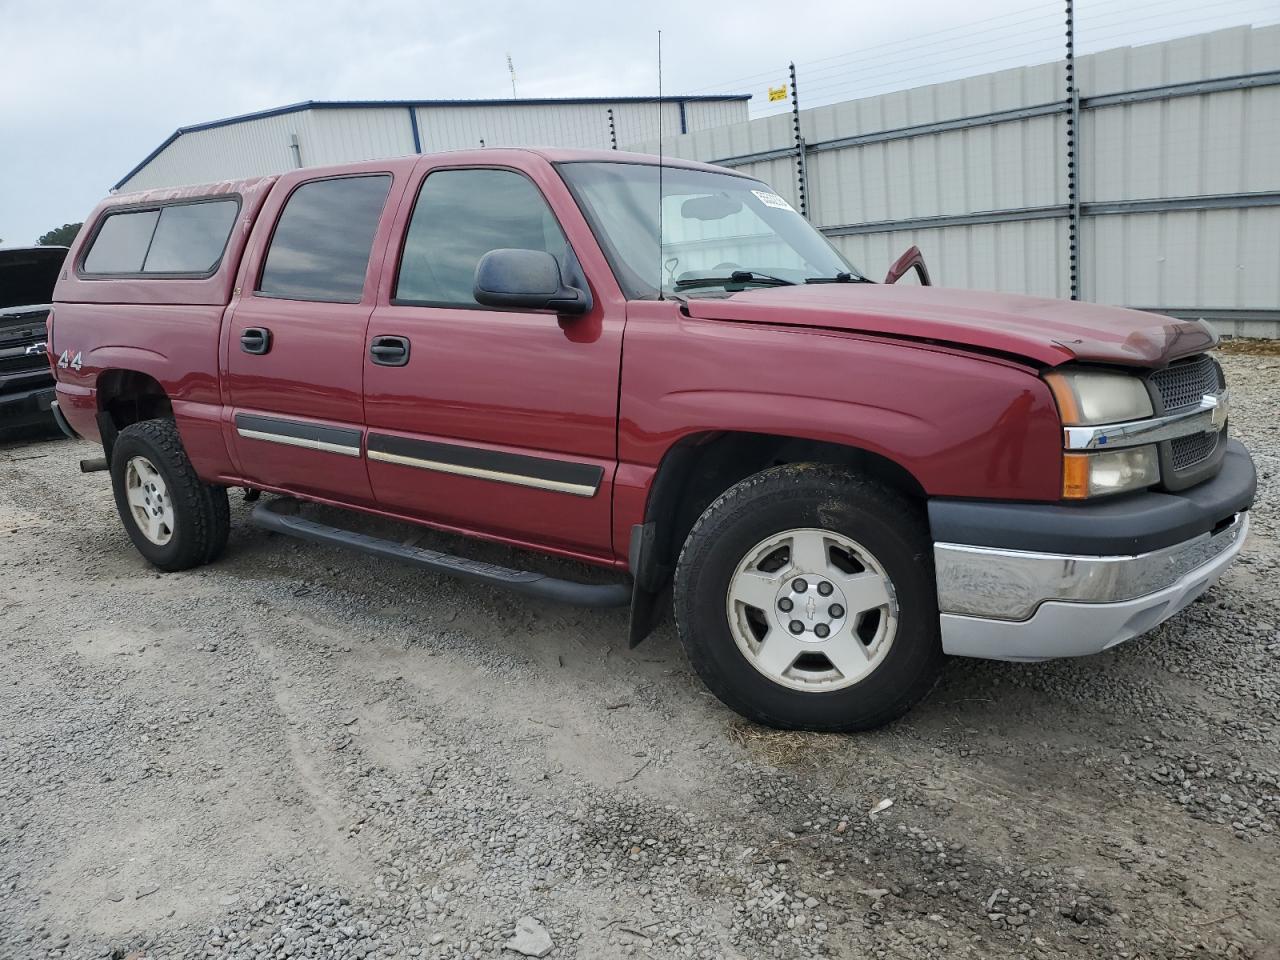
1 350 1277 960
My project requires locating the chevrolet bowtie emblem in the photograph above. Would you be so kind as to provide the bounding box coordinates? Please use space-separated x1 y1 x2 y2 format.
25 342 47 356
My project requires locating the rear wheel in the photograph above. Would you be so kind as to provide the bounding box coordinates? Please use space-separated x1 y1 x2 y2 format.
674 464 943 731
109 418 230 571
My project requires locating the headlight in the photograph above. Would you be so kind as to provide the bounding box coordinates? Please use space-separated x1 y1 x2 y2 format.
1062 445 1160 499
1046 368 1159 498
1044 369 1153 425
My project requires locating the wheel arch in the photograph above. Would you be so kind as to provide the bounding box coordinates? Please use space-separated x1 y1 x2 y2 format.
95 368 174 458
626 430 927 646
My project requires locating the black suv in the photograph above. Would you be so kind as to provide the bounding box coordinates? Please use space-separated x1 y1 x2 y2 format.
1 246 66 437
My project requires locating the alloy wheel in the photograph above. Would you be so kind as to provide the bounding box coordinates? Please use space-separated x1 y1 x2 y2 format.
725 527 898 692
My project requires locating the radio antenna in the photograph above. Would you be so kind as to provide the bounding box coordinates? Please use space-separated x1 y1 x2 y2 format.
657 29 665 301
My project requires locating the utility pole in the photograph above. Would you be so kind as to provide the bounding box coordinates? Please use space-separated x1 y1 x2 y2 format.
789 62 809 220
1065 0 1081 299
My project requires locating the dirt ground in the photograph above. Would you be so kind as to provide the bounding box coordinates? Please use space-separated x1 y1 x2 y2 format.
1 351 1277 960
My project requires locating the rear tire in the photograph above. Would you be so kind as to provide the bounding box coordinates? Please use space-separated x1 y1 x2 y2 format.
673 463 943 732
109 418 230 572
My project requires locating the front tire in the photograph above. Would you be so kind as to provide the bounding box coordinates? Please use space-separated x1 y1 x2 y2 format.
109 418 230 572
673 464 943 732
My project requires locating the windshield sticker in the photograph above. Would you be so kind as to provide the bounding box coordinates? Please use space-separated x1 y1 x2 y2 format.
752 189 795 211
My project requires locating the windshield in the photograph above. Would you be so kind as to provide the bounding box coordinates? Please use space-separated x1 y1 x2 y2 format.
557 162 863 299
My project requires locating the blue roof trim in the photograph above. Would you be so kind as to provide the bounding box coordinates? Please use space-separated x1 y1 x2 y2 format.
113 94 752 190
408 106 422 153
113 130 185 191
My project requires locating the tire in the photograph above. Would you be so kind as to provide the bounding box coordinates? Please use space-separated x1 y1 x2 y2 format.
109 418 230 572
673 463 943 732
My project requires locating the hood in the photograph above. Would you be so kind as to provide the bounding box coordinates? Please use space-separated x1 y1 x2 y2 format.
0 246 67 312
680 285 1215 368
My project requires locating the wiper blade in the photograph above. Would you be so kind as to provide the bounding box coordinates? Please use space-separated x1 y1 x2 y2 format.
674 270 795 291
804 272 872 284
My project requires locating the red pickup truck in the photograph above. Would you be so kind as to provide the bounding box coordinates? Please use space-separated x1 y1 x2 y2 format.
49 149 1255 731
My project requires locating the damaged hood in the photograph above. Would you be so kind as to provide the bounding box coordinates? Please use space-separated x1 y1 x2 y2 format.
680 284 1215 368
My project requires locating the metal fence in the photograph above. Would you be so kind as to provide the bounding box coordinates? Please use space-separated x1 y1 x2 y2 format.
626 24 1280 338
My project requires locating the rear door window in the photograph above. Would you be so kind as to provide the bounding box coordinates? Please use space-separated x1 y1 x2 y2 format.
81 199 239 276
257 175 392 303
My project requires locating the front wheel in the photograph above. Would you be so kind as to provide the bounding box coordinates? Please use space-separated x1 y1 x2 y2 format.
673 464 943 732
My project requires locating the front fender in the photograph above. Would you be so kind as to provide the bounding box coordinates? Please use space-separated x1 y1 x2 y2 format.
620 309 1061 501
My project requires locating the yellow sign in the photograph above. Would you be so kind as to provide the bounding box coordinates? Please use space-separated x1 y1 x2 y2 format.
768 85 788 102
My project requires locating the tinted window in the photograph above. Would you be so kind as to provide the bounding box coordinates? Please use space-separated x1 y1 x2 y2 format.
82 209 159 273
81 199 239 276
258 175 391 303
396 169 577 306
144 200 238 273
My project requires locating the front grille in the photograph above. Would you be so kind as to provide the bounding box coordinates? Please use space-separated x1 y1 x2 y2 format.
1151 354 1222 412
1170 429 1220 471
1146 352 1227 488
0 316 49 375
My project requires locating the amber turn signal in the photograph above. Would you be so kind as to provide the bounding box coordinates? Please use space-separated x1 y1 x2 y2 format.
1044 372 1083 426
1062 453 1092 499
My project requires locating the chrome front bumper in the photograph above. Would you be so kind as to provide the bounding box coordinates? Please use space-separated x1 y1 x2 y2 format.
935 512 1249 661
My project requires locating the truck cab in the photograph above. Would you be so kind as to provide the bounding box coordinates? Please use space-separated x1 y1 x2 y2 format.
49 149 1256 731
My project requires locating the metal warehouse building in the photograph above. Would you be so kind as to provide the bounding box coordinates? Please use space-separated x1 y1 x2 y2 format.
113 96 749 192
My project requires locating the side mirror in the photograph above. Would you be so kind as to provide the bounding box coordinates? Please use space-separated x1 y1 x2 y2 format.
474 248 591 315
884 245 931 286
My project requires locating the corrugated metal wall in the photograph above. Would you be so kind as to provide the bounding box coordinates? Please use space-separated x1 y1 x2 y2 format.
118 98 748 192
123 112 314 190
301 108 416 166
625 26 1280 337
1078 30 1280 332
415 100 695 151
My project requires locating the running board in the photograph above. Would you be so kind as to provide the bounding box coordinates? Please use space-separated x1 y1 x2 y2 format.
248 499 632 608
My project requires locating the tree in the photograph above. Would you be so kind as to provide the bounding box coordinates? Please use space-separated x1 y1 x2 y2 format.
38 223 82 247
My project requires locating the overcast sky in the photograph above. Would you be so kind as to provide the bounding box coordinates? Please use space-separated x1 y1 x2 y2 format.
1 0 1275 243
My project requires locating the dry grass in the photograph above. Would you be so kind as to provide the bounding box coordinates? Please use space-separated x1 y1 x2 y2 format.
1217 337 1280 356
726 720 847 768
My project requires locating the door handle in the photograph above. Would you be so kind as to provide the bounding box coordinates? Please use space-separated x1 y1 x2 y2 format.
240 327 272 355
370 335 410 367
